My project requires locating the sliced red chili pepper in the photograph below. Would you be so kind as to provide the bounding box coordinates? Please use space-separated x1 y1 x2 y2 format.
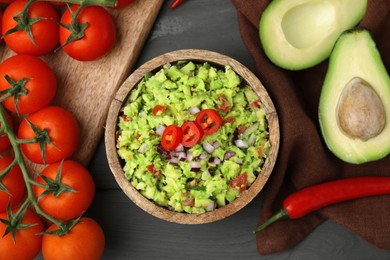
169 0 184 10
254 176 390 233
152 105 166 116
195 109 222 136
161 125 183 151
229 172 248 193
181 121 203 147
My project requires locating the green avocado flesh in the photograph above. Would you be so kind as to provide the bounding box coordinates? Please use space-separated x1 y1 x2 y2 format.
116 61 270 214
319 29 390 164
259 0 367 70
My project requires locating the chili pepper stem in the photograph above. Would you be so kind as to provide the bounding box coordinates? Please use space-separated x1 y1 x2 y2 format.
253 208 289 234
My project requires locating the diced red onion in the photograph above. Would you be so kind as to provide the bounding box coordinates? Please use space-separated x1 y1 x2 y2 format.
189 106 200 115
207 201 216 211
156 124 165 136
203 142 215 154
190 161 201 171
223 151 236 160
234 139 248 149
175 143 184 152
209 157 221 165
170 157 179 165
187 151 193 161
213 141 220 149
177 151 187 161
199 153 208 160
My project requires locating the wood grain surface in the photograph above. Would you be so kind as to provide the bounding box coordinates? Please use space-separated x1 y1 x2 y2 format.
0 0 164 172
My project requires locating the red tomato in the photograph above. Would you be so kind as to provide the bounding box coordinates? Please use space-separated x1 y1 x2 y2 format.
229 172 248 193
0 156 25 212
2 0 59 56
42 217 105 260
181 121 203 147
33 160 95 221
0 208 44 260
195 109 223 136
59 5 116 61
161 125 183 151
152 105 166 116
0 54 57 114
18 106 80 164
0 110 12 153
215 94 230 112
114 0 136 9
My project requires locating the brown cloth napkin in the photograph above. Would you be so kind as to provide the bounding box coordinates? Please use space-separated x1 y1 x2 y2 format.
230 0 390 255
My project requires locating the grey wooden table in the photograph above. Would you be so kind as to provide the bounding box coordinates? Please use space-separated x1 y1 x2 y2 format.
76 1 390 259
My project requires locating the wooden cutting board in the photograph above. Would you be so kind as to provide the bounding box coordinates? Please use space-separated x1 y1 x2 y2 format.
0 0 164 169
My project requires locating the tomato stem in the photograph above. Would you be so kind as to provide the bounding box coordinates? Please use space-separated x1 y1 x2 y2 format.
0 105 67 232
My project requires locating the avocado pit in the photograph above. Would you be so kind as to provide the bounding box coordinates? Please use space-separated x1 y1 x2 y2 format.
337 77 386 141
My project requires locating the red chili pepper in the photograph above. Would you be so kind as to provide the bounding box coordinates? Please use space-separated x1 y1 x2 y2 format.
161 125 183 151
254 176 390 233
169 0 184 10
181 121 203 147
195 109 222 136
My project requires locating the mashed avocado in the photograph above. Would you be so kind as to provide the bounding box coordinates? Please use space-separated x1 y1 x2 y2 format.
116 61 270 214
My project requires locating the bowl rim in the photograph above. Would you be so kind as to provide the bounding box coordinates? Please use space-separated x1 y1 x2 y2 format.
105 49 279 224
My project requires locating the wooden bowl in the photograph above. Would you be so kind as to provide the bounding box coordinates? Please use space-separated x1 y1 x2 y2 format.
105 49 279 224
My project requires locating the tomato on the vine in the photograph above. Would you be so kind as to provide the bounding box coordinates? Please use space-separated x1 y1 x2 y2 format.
33 160 95 221
2 0 59 56
59 5 116 61
0 110 12 153
0 156 25 213
114 0 136 9
42 217 105 260
18 106 80 164
0 208 44 260
0 54 57 114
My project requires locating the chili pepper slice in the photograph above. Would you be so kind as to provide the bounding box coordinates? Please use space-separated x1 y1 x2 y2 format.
181 121 203 147
161 125 183 151
253 176 390 233
152 105 166 116
230 172 248 193
195 109 222 136
169 0 184 10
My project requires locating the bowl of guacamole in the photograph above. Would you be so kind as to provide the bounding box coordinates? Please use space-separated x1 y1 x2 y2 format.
105 49 279 224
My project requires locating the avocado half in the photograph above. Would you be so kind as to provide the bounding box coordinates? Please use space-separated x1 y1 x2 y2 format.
259 0 367 70
319 29 390 164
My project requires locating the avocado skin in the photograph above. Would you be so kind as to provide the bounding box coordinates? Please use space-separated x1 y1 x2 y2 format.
259 0 367 70
318 29 390 164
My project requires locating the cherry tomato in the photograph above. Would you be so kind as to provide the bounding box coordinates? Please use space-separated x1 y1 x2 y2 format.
0 110 12 153
59 5 116 61
161 125 183 151
229 172 248 193
195 109 222 136
0 208 44 260
33 160 95 221
181 121 203 147
0 54 57 114
114 0 136 9
2 0 59 56
0 156 25 213
152 105 166 116
18 106 80 164
42 217 105 260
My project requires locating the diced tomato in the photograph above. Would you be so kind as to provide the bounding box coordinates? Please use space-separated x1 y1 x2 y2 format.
237 125 247 135
161 125 183 151
181 121 203 147
230 172 248 193
250 100 262 108
215 94 230 112
195 109 222 136
223 116 235 125
146 164 161 178
152 105 166 116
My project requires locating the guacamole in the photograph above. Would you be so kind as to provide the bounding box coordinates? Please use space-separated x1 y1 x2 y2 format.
116 61 270 214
